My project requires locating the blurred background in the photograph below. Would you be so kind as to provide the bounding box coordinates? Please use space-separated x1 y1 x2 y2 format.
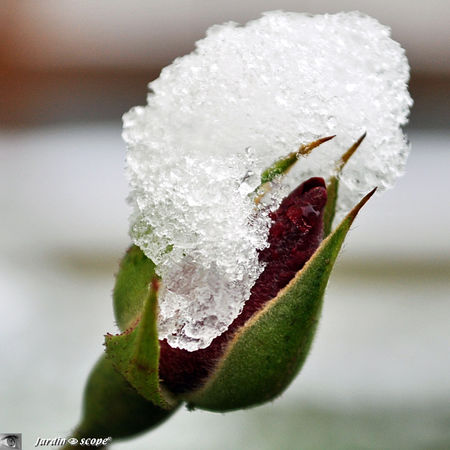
0 1 449 449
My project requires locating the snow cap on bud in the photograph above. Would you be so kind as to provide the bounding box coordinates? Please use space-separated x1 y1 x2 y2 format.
124 10 411 354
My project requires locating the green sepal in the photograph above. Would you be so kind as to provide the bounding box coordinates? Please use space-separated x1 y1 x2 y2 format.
63 355 179 449
260 135 334 185
255 136 335 203
260 150 301 185
113 245 156 331
323 133 366 236
186 189 375 412
323 176 339 237
105 279 178 410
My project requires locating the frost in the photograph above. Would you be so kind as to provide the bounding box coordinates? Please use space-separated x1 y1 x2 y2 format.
123 11 412 351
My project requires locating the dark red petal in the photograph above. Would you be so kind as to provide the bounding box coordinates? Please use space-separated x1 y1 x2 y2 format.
159 177 327 393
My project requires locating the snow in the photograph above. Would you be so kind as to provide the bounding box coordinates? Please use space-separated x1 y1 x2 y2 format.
123 11 411 350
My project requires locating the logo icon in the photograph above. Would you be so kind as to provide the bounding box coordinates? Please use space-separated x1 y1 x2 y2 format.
67 438 78 446
0 434 21 449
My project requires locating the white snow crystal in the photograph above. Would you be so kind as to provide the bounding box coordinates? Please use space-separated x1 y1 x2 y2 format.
123 11 412 351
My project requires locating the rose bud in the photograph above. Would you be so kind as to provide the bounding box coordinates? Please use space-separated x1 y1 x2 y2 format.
65 11 411 447
68 137 372 447
105 135 375 409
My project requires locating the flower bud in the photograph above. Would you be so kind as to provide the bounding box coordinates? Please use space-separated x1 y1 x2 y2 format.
105 174 374 414
67 9 411 446
69 170 374 444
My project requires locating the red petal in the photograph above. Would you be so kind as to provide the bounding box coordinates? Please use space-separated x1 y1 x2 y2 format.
159 177 327 393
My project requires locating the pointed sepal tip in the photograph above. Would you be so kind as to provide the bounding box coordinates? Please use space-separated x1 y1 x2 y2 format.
105 278 177 410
